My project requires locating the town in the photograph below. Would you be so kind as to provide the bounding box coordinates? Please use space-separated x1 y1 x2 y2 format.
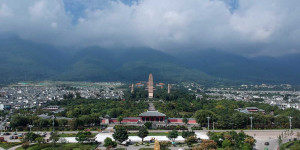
0 75 299 150
1 81 299 112
0 81 124 111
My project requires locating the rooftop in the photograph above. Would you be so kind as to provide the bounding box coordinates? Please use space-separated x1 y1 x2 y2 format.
139 110 166 117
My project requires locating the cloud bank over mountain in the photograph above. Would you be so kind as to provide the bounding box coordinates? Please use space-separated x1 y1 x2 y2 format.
0 0 300 56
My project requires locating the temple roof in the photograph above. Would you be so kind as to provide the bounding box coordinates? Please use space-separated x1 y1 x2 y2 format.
139 110 166 117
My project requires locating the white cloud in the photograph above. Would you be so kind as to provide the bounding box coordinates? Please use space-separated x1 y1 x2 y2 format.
51 22 58 28
0 0 299 56
0 3 13 17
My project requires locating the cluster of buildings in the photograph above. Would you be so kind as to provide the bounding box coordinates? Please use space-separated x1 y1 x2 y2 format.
0 81 124 111
180 82 299 111
200 87 300 110
0 75 299 129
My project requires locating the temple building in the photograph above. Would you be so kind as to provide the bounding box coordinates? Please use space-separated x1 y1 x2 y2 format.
101 109 197 124
139 110 166 122
235 107 265 114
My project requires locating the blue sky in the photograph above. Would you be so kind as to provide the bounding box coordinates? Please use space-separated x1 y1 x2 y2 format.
63 0 239 23
0 0 299 57
62 0 240 25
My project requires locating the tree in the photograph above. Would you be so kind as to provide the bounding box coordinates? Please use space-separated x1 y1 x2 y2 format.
182 130 195 139
75 131 92 143
194 110 216 127
198 139 217 149
138 126 149 143
22 142 30 149
237 131 247 144
35 137 44 147
167 130 178 142
185 136 197 147
242 143 252 150
104 137 117 148
231 113 248 129
144 122 153 129
50 131 60 145
35 118 46 128
222 139 231 148
159 141 171 150
183 117 188 125
75 92 81 99
24 132 40 143
10 115 30 128
113 126 128 144
290 142 300 150
118 116 123 124
59 119 68 127
278 135 283 147
244 137 256 147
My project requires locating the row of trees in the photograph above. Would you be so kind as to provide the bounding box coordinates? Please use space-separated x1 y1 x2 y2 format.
109 125 255 150
155 99 300 129
124 88 195 101
50 99 148 118
10 114 109 131
22 131 60 149
10 99 149 131
208 131 255 150
193 109 299 129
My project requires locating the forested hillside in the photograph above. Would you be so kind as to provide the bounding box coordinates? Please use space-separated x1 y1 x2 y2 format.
1 37 300 84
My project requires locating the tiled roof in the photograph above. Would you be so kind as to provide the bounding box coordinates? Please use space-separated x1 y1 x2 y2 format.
139 111 166 117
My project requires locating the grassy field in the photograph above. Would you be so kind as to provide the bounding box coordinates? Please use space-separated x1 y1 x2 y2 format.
0 142 22 149
282 140 300 149
16 143 98 150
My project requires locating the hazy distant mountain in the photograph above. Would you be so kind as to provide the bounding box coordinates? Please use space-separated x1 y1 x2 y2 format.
0 37 68 83
60 47 213 83
0 37 300 84
177 50 300 84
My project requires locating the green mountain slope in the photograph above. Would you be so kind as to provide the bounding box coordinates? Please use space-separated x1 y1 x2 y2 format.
1 37 300 84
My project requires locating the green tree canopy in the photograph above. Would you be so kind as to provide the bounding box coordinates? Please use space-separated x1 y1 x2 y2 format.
118 116 123 124
104 137 117 148
182 117 188 125
185 136 197 146
222 139 231 148
167 130 178 142
182 130 195 139
75 131 92 143
138 126 149 143
194 110 217 126
113 126 128 144
50 131 60 145
24 132 40 142
144 122 153 129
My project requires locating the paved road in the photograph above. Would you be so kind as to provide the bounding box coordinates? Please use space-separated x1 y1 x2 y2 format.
148 102 156 111
241 130 298 150
1 129 299 150
96 129 300 150
7 145 22 150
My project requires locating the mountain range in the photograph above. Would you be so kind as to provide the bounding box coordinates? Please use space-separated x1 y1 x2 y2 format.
0 37 300 85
